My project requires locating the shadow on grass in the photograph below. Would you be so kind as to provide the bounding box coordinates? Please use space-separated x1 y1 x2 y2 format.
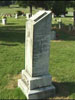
6 23 16 25
0 22 75 43
53 81 75 98
0 25 25 43
52 23 75 41
65 16 73 18
0 43 18 46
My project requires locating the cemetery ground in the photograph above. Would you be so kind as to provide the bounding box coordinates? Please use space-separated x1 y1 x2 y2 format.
0 7 75 99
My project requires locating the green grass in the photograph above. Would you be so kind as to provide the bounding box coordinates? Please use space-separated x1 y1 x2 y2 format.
0 6 42 15
66 8 74 12
51 17 75 99
50 41 75 99
0 6 75 99
52 17 74 25
0 16 26 99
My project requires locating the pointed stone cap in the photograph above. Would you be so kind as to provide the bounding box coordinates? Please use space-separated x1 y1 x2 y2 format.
29 10 52 24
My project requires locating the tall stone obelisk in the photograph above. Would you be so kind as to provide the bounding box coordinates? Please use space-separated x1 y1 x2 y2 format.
18 10 55 99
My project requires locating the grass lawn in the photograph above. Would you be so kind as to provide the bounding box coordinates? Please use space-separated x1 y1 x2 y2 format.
0 16 26 99
0 6 42 15
66 7 74 12
0 6 75 99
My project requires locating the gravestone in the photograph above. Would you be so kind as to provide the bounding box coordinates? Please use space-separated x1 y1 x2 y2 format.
2 17 7 25
61 15 65 18
26 13 30 20
15 14 18 19
2 19 6 25
18 10 55 99
50 31 56 40
58 19 62 29
69 24 72 31
52 13 54 18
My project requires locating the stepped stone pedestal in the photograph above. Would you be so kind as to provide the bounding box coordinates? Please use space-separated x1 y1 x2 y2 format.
18 10 55 99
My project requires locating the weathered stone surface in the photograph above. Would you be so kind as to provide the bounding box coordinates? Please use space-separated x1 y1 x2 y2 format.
18 10 55 99
25 11 52 77
21 70 52 90
18 79 55 99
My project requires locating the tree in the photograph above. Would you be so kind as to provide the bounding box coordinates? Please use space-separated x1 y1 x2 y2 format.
52 1 67 16
16 1 35 16
16 1 54 16
17 1 68 17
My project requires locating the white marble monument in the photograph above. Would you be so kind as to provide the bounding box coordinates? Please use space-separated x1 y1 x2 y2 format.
15 14 18 19
58 19 62 29
18 10 55 99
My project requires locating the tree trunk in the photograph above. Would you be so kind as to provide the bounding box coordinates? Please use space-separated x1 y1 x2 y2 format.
45 7 48 10
29 5 32 17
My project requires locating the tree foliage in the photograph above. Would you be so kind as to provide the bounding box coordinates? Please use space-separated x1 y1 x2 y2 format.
0 0 12 6
52 1 67 16
16 1 68 16
16 1 54 16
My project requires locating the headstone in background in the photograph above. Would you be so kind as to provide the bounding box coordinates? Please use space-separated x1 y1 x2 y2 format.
58 18 62 29
2 19 6 25
61 15 65 18
18 10 55 99
2 17 7 25
52 13 54 18
69 24 72 31
15 14 18 19
26 13 30 20
50 31 56 40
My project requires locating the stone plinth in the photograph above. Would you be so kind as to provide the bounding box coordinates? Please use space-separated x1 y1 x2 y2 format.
18 10 55 99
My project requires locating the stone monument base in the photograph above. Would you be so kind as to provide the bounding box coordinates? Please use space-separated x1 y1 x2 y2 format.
18 70 55 99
